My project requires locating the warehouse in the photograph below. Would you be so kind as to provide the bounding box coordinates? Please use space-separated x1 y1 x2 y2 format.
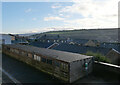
2 44 93 83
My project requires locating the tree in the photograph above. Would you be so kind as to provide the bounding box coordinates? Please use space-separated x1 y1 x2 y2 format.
57 35 60 38
44 34 46 37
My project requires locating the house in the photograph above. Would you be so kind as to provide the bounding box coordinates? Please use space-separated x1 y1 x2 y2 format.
52 43 111 56
0 34 12 44
74 39 89 45
52 43 120 66
73 39 100 47
3 44 93 83
12 35 29 44
29 41 54 48
9 34 15 40
85 40 100 47
37 35 68 43
100 42 120 52
106 49 120 65
27 36 36 40
67 38 73 43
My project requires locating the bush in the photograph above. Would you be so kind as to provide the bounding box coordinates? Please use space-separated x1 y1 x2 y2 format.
34 39 38 42
86 51 110 63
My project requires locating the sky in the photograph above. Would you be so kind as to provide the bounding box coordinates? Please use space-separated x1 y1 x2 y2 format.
2 0 119 34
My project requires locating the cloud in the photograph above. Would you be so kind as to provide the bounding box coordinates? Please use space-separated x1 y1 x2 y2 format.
19 26 75 34
25 8 32 13
44 16 64 21
60 0 118 17
22 0 118 34
51 3 62 9
51 5 61 9
58 0 118 28
21 28 55 33
59 13 63 16
64 17 117 28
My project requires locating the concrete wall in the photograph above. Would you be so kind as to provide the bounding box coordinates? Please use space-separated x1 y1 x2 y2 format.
69 58 93 83
93 61 120 81
93 61 120 74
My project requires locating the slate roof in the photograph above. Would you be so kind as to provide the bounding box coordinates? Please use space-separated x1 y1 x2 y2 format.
5 44 93 63
29 41 54 48
39 35 67 40
73 39 89 44
100 43 120 52
12 40 28 44
73 39 99 45
52 43 111 56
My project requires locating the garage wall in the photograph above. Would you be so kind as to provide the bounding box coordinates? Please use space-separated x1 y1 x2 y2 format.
69 57 93 83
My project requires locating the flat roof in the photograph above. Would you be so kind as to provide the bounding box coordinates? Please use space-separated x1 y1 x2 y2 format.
5 44 93 63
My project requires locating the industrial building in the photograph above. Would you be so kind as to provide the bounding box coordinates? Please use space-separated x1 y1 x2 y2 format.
2 44 93 83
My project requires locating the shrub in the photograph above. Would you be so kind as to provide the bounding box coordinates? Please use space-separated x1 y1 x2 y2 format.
86 51 110 63
34 39 38 42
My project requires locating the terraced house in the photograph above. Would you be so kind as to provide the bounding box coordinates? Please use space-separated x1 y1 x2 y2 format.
2 44 93 83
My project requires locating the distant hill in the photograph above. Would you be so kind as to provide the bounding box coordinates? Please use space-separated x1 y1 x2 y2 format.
31 28 120 43
18 33 38 36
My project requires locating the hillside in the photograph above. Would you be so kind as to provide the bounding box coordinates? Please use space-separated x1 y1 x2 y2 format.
31 28 119 43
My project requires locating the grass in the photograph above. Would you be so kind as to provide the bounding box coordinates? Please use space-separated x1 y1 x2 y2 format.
47 31 73 35
86 51 110 63
32 28 119 43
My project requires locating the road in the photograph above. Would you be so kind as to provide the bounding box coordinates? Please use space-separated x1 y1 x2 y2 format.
1 54 120 84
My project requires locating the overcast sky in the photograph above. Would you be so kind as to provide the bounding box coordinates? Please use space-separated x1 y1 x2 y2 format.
2 0 119 34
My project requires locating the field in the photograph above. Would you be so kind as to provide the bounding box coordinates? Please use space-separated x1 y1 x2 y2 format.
32 28 119 43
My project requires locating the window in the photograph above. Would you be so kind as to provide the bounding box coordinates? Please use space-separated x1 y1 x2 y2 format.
54 61 60 67
10 48 14 52
39 56 41 61
14 49 19 54
21 51 26 56
47 59 52 65
7 47 10 50
28 53 33 58
34 54 40 61
34 55 37 60
61 63 68 70
63 72 68 78
37 56 41 61
41 57 46 63
37 56 39 61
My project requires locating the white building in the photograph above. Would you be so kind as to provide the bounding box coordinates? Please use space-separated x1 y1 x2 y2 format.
0 34 12 44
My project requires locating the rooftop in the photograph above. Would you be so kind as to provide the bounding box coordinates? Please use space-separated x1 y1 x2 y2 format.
52 43 111 56
5 44 93 63
29 41 53 48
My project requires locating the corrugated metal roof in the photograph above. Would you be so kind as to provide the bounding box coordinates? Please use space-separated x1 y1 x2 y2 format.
5 44 93 63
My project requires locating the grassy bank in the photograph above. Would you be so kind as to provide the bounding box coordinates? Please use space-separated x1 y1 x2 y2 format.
85 51 110 63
